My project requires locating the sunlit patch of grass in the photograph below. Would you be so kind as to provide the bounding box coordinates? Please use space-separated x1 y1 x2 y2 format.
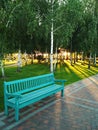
54 60 98 84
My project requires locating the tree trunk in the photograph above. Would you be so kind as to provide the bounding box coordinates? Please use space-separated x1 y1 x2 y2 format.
53 46 57 71
24 51 27 65
88 53 91 69
50 2 54 73
74 52 76 64
94 53 96 66
0 60 5 77
50 21 53 72
17 50 22 72
70 38 73 66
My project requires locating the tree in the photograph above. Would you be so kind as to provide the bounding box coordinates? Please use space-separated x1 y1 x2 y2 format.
80 0 98 68
0 2 8 77
60 0 85 65
0 0 97 72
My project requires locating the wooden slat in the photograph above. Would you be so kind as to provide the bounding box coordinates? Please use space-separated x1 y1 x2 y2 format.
5 73 55 95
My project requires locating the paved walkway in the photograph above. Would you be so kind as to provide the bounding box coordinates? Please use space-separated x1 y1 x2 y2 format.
0 74 98 130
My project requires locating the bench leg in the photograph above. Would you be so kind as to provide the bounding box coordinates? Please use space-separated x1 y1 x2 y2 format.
61 89 64 97
15 108 19 121
5 105 9 115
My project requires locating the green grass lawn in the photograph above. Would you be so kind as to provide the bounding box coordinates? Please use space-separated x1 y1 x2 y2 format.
0 61 98 112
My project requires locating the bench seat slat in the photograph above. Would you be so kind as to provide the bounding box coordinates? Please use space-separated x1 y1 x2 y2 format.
8 84 62 104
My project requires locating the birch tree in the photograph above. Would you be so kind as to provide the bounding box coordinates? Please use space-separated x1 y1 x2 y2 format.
0 3 7 77
50 0 54 72
17 49 22 72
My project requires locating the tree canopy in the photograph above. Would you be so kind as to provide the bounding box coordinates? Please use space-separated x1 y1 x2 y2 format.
0 0 98 56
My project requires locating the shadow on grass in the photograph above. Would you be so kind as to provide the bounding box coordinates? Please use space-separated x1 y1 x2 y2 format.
54 61 98 85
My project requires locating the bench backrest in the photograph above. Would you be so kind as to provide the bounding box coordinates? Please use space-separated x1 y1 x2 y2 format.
4 73 55 94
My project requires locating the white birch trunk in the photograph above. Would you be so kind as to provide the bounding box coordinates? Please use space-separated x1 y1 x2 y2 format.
24 51 27 65
0 60 5 77
88 52 91 69
50 0 54 72
54 46 57 70
50 21 54 72
17 50 22 71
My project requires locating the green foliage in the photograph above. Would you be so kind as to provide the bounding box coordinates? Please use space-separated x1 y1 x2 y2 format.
0 0 97 55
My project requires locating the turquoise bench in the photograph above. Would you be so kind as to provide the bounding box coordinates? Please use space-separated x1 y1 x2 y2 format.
4 73 66 121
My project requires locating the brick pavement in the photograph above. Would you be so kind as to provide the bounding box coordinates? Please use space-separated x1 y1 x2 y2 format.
0 74 98 130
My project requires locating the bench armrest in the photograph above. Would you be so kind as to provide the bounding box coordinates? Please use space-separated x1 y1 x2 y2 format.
54 79 67 83
54 79 67 87
6 93 22 99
